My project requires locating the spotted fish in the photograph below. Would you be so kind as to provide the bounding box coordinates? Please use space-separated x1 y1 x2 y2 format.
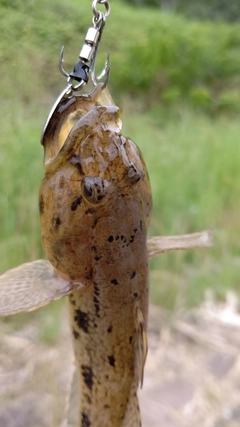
0 83 212 426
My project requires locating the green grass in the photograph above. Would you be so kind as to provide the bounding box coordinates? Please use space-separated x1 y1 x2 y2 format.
1 1 240 110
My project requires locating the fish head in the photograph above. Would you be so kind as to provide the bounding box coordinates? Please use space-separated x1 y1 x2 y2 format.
40 84 152 283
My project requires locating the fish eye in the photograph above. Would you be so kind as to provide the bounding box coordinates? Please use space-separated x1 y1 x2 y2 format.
127 164 142 184
82 177 110 204
83 182 93 198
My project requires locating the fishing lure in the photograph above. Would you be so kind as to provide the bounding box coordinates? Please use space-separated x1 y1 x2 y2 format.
0 1 211 426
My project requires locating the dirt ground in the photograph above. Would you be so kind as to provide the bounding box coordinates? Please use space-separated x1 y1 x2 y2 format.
1 294 240 427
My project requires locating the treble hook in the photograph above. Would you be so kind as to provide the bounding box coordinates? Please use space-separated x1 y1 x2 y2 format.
58 3 111 92
59 45 110 91
59 47 87 91
90 50 110 89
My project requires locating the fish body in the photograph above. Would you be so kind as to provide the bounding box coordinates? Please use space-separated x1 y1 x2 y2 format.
40 85 152 426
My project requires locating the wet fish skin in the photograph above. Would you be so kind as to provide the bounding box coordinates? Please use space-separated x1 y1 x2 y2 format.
40 85 152 426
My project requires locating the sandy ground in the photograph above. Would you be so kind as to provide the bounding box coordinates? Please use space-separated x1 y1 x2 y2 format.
1 296 240 427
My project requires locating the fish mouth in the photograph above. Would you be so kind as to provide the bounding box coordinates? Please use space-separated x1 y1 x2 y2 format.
41 87 122 168
41 83 121 163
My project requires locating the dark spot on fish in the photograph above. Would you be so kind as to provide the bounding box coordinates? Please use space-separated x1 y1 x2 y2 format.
120 235 124 240
107 325 112 333
130 235 135 243
92 245 97 252
130 271 136 280
108 235 114 243
104 405 110 409
94 255 102 261
74 310 89 333
85 268 93 280
81 412 91 427
69 294 76 306
75 163 83 175
129 336 133 344
93 282 100 296
94 303 100 317
134 228 138 233
123 238 127 243
108 355 115 367
72 328 79 339
126 243 129 247
52 216 61 230
39 195 44 215
81 365 93 390
94 323 97 328
93 218 99 227
85 208 96 215
115 236 119 240
56 216 61 227
70 155 83 175
140 220 143 231
133 292 138 297
111 279 118 285
105 375 109 380
71 196 82 211
93 296 100 317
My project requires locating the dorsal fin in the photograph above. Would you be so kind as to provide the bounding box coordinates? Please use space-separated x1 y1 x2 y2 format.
134 303 148 388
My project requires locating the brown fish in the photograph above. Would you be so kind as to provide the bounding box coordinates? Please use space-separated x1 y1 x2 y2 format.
40 83 152 426
0 83 212 426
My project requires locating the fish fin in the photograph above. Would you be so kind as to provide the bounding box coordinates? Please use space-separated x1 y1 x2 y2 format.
0 260 82 316
147 230 212 258
134 303 148 388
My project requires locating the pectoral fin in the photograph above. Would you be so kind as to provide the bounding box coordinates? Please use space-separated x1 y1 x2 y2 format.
0 260 82 316
147 230 212 258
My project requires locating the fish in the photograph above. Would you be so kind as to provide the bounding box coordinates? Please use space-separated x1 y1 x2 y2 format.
0 83 212 426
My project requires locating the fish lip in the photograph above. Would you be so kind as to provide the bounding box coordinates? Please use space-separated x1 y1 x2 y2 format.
44 105 121 173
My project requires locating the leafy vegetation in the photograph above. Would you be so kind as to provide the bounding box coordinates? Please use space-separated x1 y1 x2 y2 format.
1 0 240 112
122 0 240 23
0 0 239 319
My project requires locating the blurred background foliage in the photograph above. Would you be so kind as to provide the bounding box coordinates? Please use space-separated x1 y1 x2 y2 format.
0 0 239 322
123 0 240 23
